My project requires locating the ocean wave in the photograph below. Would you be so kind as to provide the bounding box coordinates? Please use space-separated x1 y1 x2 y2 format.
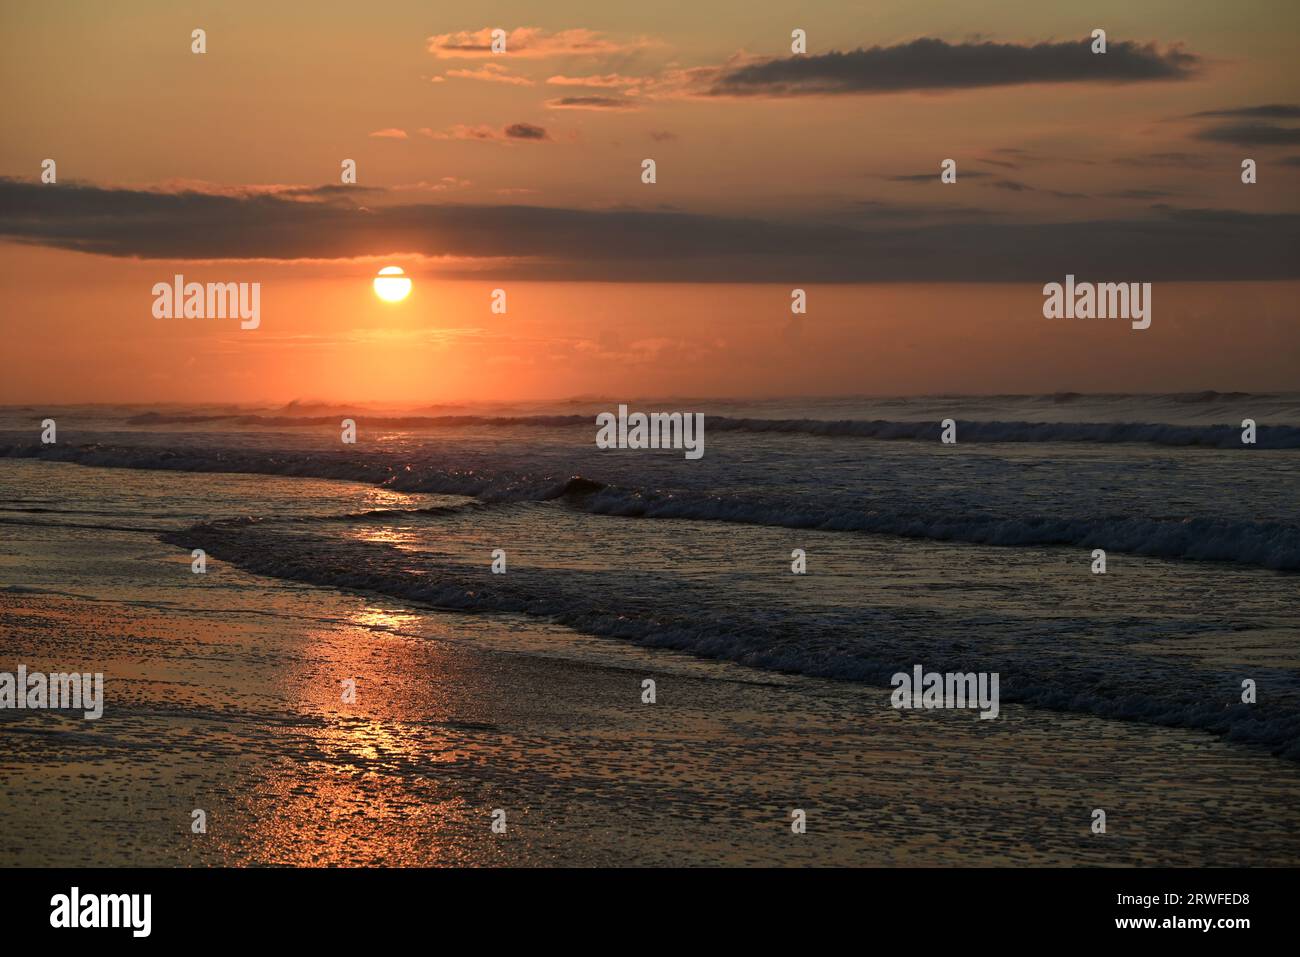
326 489 1300 571
6 442 1296 569
1 442 494 494
703 417 1300 448
158 520 1300 760
124 411 593 429
579 489 1300 571
113 411 1300 447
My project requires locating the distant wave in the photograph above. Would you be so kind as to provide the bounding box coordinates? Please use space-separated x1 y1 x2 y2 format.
6 442 1297 569
124 411 592 429
114 411 1300 448
1167 390 1259 403
705 418 1300 448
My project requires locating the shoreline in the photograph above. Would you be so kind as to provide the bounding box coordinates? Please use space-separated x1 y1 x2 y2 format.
4 586 1299 866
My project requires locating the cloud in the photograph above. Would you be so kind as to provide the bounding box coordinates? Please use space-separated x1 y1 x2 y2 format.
427 27 646 59
421 124 500 142
124 181 380 201
546 73 642 88
1188 104 1300 119
3 178 1295 283
887 170 994 182
889 168 1093 196
702 37 1199 96
1194 122 1300 146
504 123 550 141
845 199 1001 221
1182 103 1300 147
1115 152 1213 168
443 64 535 86
545 95 638 111
572 335 700 365
883 170 1089 200
393 177 473 192
420 124 550 144
368 128 409 139
1104 188 1179 199
983 147 1099 168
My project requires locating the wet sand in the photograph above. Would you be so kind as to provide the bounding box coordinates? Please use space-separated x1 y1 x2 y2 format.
3 581 1299 866
3 458 1297 866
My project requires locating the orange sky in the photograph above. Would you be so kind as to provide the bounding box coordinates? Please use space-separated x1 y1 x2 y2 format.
1 0 1298 401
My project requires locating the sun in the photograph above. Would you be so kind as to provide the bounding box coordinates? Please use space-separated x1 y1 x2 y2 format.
373 266 412 303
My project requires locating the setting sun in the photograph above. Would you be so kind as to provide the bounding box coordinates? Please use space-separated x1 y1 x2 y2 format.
373 266 412 303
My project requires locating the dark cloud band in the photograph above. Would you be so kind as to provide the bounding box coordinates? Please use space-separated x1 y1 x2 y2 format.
1194 122 1300 146
707 37 1199 96
1 179 1294 282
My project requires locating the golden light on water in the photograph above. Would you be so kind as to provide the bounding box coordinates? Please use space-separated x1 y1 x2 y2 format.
373 266 412 303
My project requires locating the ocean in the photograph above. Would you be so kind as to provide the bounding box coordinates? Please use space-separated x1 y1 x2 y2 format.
1 392 1298 865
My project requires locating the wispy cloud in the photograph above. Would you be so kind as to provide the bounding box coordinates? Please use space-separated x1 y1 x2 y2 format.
392 177 473 192
443 63 535 86
545 95 638 111
504 122 550 141
427 27 649 59
419 123 552 144
4 178 1296 283
1188 104 1300 119
1103 188 1179 199
1182 104 1300 146
887 170 994 182
700 37 1199 97
1115 152 1213 168
1194 122 1300 146
546 73 643 88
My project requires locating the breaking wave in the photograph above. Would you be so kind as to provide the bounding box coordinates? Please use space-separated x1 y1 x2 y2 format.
159 518 1300 760
112 412 1300 448
5 442 1296 570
